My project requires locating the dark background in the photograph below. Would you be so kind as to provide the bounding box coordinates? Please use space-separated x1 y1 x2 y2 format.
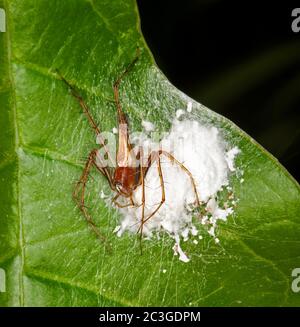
137 0 300 181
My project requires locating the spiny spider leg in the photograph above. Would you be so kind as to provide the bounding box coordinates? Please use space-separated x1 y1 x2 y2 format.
112 193 136 208
159 150 200 207
139 148 146 254
57 70 115 168
113 48 140 124
73 149 107 242
138 150 200 230
137 151 165 234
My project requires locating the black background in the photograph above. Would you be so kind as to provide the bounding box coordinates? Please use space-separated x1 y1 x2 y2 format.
0 307 299 325
137 0 300 181
0 307 300 327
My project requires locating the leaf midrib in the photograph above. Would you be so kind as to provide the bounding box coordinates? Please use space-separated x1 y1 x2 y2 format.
4 0 25 306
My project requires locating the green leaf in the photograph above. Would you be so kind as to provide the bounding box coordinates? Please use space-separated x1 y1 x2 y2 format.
1 0 299 306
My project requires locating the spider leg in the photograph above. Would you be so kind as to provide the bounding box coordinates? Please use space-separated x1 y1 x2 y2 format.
112 193 136 208
113 49 140 125
73 149 111 243
114 48 140 89
159 150 200 207
57 71 115 168
130 196 135 206
138 148 146 254
93 159 115 191
138 151 165 229
139 149 200 228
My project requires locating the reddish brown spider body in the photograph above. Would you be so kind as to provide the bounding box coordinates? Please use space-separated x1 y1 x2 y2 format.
112 99 140 198
113 167 139 196
58 51 200 243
